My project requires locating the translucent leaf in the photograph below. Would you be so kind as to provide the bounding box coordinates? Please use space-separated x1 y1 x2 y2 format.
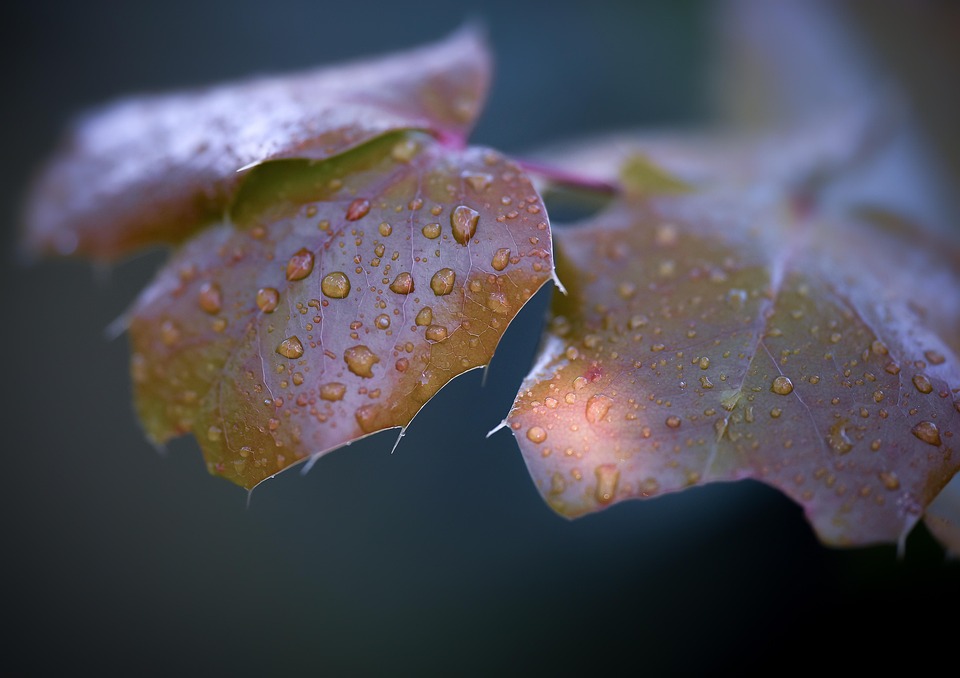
23 26 489 261
505 156 960 547
128 131 554 489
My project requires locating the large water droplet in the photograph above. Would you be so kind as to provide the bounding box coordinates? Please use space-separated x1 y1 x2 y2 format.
911 420 941 446
286 248 315 281
256 287 280 313
346 198 371 221
450 205 479 245
277 336 304 359
585 394 613 424
198 282 222 314
321 272 351 299
912 374 933 394
431 268 456 296
771 376 794 395
594 464 620 504
344 345 380 378
389 272 414 295
425 325 448 342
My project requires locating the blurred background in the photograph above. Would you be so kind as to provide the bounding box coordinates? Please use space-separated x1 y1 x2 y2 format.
4 0 958 674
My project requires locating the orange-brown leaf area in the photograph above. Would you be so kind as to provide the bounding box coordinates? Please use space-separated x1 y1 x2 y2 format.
129 132 554 489
507 185 960 546
23 27 489 261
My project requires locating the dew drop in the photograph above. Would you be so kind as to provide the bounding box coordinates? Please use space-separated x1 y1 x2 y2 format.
344 345 379 378
912 374 933 394
292 372 304 386
389 272 415 295
665 415 682 428
415 306 433 326
160 320 180 347
771 376 794 395
425 325 448 342
585 394 613 424
491 248 511 271
198 282 222 314
375 314 391 330
526 426 547 443
911 420 941 446
450 205 479 244
878 471 900 491
321 272 352 299
346 198 371 221
594 464 620 504
421 222 442 239
207 425 222 442
355 404 377 433
924 350 946 365
464 172 493 192
431 268 456 296
827 419 853 454
277 336 304 359
256 287 280 313
286 248 315 281
486 291 511 315
378 221 392 237
698 357 710 370
320 382 346 401
391 139 418 162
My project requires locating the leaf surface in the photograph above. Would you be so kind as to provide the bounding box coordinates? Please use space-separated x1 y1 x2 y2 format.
129 131 554 489
23 27 489 261
506 155 960 547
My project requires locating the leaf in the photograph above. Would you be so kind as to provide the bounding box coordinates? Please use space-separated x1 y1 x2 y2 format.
22 26 490 261
504 148 960 547
128 131 554 489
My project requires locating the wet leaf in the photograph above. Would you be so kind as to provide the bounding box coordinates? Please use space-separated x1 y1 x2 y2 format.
505 151 960 547
128 131 554 489
23 26 489 261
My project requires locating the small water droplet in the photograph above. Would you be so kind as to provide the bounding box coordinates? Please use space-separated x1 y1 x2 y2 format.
355 404 377 433
375 314 391 330
346 198 371 221
425 325 448 342
450 205 480 245
770 407 782 418
617 282 636 300
912 374 933 394
256 287 280 313
160 320 180 347
526 426 547 443
391 139 418 162
207 425 222 442
464 172 493 192
698 357 710 370
911 420 941 446
343 345 379 378
878 471 900 491
486 291 511 315
378 221 392 237
320 382 346 401
585 394 613 424
594 464 620 504
771 376 794 395
924 350 945 365
321 271 351 299
198 282 222 314
286 248 315 281
665 415 681 428
430 268 456 296
389 272 415 295
415 306 433 326
827 419 853 454
422 222 441 239
277 336 304 359
491 248 511 271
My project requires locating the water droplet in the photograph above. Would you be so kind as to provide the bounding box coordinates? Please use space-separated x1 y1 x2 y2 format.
871 340 888 355
771 376 794 395
924 350 946 365
256 287 280 313
665 415 681 428
378 221 392 237
421 222 442 239
770 407 782 418
550 472 566 495
389 272 415 295
912 374 933 394
698 357 710 370
430 268 456 296
450 205 479 244
160 320 180 346
355 404 377 433
911 420 941 446
321 272 351 299
491 248 511 271
700 376 714 389
292 372 304 386
375 314 391 330
594 464 620 504
207 425 222 442
526 426 547 443
415 306 433 326
320 382 346 401
585 394 613 424
425 325 448 342
617 282 636 300
486 291 511 315
286 248 315 281
277 336 304 359
346 198 371 221
827 419 853 454
878 471 900 491
344 345 379 378
655 223 678 246
391 139 418 162
464 172 493 192
198 282 222 314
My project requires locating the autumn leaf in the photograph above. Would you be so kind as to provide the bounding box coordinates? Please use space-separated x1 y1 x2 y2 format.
22 26 489 261
128 131 554 489
503 139 960 547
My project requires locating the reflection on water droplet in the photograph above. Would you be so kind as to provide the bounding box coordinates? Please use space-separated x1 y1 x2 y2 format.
595 464 620 504
585 394 613 424
451 205 480 245
911 421 941 446
198 282 222 314
344 345 379 378
346 198 371 221
320 382 346 401
431 268 456 296
491 248 511 271
286 248 315 281
425 325 448 342
277 336 304 359
321 272 351 299
389 272 414 295
256 287 280 312
912 374 933 394
771 376 794 395
526 426 547 443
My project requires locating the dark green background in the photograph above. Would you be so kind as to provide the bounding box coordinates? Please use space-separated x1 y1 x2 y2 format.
4 1 958 674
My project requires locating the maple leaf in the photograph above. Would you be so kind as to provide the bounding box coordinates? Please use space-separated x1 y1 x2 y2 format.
502 124 960 548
